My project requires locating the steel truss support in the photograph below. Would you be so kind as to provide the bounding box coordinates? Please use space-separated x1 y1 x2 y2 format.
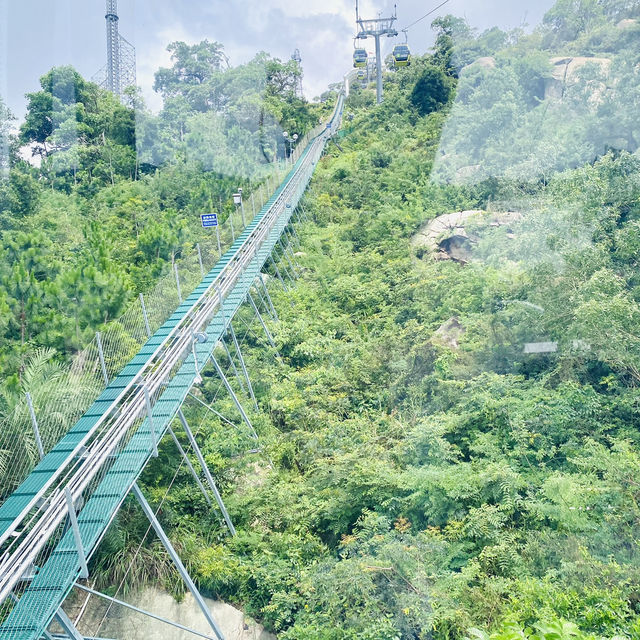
132 484 225 640
208 355 259 442
253 282 276 323
167 426 212 507
257 277 279 322
72 583 217 640
53 608 83 640
176 410 236 536
228 322 258 411
278 238 298 277
187 392 239 431
273 246 295 283
220 338 245 394
247 293 278 353
269 256 288 291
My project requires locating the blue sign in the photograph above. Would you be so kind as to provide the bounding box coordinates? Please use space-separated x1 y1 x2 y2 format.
201 213 218 228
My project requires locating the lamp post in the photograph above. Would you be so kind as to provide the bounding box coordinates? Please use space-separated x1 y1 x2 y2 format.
291 133 299 163
283 131 290 163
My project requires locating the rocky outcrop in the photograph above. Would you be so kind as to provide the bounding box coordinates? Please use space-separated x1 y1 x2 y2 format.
434 317 465 349
617 18 637 30
459 56 496 75
412 210 522 263
545 56 611 100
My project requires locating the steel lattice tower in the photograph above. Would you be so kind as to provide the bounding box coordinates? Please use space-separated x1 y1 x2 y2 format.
291 48 303 97
94 0 136 101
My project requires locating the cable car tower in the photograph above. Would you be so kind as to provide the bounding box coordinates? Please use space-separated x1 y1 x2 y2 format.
93 0 136 102
291 48 304 97
355 1 397 103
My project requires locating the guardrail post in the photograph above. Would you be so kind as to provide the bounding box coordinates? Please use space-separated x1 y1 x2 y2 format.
174 262 182 303
143 384 158 458
95 332 109 387
132 483 226 640
196 242 204 279
140 293 151 338
64 488 89 580
25 392 44 461
216 285 226 330
177 410 236 536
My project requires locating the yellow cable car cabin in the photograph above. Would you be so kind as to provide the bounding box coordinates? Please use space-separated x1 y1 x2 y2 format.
353 48 367 68
392 44 411 67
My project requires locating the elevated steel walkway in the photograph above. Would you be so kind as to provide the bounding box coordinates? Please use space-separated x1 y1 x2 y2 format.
0 94 344 640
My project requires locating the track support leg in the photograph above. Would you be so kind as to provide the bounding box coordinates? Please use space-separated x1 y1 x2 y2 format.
176 410 236 536
228 322 258 412
132 483 226 640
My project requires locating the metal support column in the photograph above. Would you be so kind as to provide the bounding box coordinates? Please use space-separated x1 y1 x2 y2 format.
259 277 279 322
63 488 89 580
196 243 205 279
188 392 239 431
95 332 109 387
132 484 226 640
208 355 259 442
53 608 83 640
73 583 219 640
269 256 288 291
25 392 44 461
278 238 298 276
253 282 276 322
174 263 182 303
167 426 212 507
140 293 151 338
229 322 258 411
374 34 383 104
221 339 245 393
176 410 236 536
247 293 279 352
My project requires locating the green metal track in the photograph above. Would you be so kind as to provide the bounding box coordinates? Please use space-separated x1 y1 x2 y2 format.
0 94 343 640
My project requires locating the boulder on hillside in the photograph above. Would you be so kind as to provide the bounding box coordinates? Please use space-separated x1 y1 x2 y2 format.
617 18 637 29
460 56 496 75
412 210 522 263
545 56 611 100
433 316 465 349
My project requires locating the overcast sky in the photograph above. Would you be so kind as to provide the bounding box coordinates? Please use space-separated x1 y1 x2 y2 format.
0 0 556 120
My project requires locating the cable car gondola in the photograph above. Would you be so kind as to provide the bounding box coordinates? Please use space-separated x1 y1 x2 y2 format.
392 44 411 67
353 48 368 68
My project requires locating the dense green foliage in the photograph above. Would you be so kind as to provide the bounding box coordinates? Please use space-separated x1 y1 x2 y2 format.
0 42 325 379
114 4 640 638
3 1 640 638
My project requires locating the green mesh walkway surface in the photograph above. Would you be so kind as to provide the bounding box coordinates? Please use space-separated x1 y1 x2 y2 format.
0 141 322 640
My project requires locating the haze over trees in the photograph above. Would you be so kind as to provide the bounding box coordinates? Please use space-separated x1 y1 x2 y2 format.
2 1 640 638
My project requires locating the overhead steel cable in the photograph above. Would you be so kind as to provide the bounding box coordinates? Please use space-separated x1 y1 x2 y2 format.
400 0 452 32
